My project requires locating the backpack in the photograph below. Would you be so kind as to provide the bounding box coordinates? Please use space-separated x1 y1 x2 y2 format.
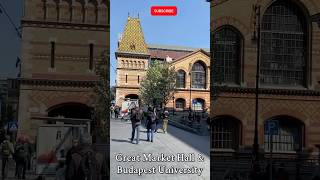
130 109 137 121
135 109 143 122
2 141 10 156
78 150 98 180
149 112 156 123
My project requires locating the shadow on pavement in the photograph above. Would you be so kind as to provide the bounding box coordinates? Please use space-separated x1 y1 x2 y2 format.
167 126 210 157
111 139 132 143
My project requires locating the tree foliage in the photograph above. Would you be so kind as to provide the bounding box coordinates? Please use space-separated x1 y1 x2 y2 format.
139 61 176 107
92 51 109 143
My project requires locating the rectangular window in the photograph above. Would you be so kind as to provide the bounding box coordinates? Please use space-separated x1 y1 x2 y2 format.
138 75 140 84
126 75 128 83
89 43 94 70
50 41 55 68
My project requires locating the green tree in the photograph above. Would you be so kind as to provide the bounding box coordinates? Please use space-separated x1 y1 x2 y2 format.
139 61 176 107
92 50 109 143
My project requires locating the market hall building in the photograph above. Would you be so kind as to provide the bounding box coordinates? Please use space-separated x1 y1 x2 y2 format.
115 17 210 112
18 0 109 142
211 0 320 178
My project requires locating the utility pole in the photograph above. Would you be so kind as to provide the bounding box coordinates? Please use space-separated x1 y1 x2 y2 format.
252 4 261 178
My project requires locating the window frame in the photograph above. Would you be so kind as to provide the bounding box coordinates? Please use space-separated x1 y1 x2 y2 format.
213 25 243 85
191 61 207 89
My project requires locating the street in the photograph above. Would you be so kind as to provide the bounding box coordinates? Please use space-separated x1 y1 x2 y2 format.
110 118 210 180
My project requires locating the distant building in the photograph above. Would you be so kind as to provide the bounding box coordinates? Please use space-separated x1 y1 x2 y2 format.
115 17 210 112
0 79 8 123
0 79 19 125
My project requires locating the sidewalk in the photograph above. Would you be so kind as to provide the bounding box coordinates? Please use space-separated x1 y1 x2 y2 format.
0 159 55 180
110 118 210 180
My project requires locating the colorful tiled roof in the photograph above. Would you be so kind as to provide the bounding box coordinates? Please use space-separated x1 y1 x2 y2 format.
117 17 149 55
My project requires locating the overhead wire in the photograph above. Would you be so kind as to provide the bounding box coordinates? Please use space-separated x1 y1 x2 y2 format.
0 1 21 39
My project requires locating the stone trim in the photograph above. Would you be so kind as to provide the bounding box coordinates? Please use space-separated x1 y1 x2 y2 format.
215 86 320 96
19 78 97 88
21 20 108 31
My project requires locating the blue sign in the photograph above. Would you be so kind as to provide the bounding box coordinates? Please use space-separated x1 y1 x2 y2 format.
265 120 279 135
192 99 197 104
8 122 18 132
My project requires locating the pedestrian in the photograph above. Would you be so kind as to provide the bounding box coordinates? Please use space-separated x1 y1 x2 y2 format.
146 107 156 142
14 139 27 179
1 135 14 179
114 106 119 119
65 133 107 180
206 117 211 131
130 106 143 144
23 141 32 171
65 139 79 180
162 110 169 133
154 107 161 133
110 105 115 118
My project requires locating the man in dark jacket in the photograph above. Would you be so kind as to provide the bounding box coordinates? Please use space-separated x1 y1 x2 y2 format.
146 107 156 142
130 106 143 144
66 134 107 180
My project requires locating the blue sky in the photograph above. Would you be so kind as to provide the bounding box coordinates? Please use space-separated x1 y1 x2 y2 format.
110 0 210 86
0 1 22 79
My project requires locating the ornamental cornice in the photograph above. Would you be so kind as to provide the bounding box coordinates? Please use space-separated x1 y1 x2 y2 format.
21 20 109 32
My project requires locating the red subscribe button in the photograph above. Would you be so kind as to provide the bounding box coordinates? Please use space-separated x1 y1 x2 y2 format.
151 6 177 16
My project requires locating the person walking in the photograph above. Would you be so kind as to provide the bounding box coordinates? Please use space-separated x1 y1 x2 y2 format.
65 139 79 180
130 106 143 144
162 110 169 133
1 135 14 179
65 134 107 180
110 106 115 118
146 107 156 142
114 106 119 119
154 107 161 133
15 139 27 179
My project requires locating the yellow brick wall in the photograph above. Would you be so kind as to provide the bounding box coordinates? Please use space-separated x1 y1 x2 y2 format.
211 0 320 152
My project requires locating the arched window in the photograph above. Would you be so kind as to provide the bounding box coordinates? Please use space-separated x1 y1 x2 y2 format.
260 1 308 86
264 116 304 152
72 1 83 23
86 1 97 24
176 70 186 88
213 26 241 84
59 0 71 22
192 98 205 111
212 116 242 149
191 61 206 89
175 98 186 109
46 0 58 21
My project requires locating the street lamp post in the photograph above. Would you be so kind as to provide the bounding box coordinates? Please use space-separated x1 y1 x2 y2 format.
189 72 192 119
172 96 175 116
252 4 261 178
295 144 302 180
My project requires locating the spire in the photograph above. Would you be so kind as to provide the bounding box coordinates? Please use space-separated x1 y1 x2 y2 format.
117 17 149 55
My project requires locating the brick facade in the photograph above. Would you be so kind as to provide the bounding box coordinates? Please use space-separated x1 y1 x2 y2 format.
211 0 320 154
18 0 109 141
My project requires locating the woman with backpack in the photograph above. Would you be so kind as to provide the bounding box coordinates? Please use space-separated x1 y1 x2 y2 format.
146 107 156 142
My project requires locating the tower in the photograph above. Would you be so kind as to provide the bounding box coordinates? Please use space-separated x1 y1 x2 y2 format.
115 17 149 106
18 0 109 141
